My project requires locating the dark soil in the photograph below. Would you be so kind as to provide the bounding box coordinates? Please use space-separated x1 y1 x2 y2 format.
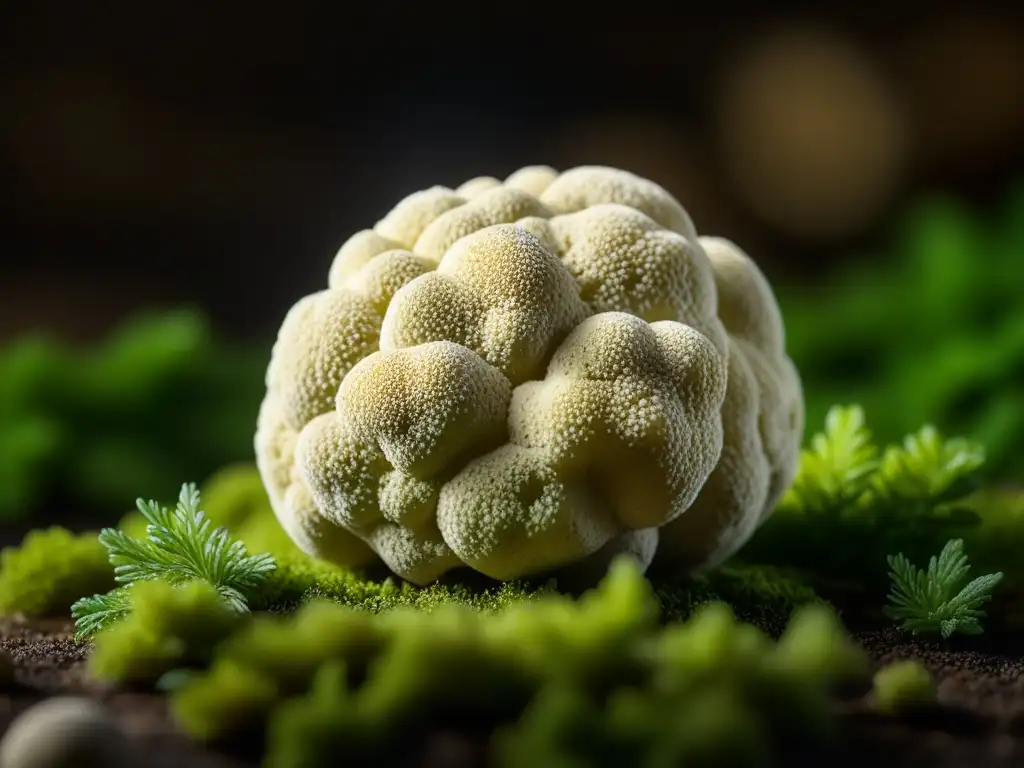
837 628 1024 767
0 617 248 768
1 618 1023 767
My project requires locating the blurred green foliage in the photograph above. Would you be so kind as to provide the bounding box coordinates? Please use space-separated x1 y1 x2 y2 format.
872 660 936 716
0 309 267 520
742 405 988 589
167 562 865 767
88 579 244 685
781 183 1024 482
0 527 114 617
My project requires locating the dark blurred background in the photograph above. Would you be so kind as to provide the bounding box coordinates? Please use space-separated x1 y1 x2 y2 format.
4 2 1022 341
1 2 1022 523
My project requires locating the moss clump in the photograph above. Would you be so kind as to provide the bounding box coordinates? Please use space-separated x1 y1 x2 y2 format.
495 602 864 768
0 527 114 617
656 564 824 636
252 552 555 614
84 537 819 694
169 559 865 766
83 556 821 693
75 465 820 690
88 580 243 685
872 660 936 715
254 553 819 635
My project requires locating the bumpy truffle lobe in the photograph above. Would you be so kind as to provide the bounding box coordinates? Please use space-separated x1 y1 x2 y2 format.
256 397 377 566
413 187 552 262
337 341 512 480
327 229 405 287
265 289 381 431
503 165 559 197
330 249 435 315
655 338 771 569
509 313 727 531
436 445 619 580
540 165 698 241
455 176 502 198
701 236 805 518
373 186 466 249
294 411 460 584
381 224 589 386
530 204 728 358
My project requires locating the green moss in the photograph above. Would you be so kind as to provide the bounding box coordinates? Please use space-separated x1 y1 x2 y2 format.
242 536 555 615
89 548 817 697
71 472 820 690
169 559 865 766
0 527 114 617
656 564 823 635
496 679 772 768
872 660 936 715
88 580 243 685
262 662 375 766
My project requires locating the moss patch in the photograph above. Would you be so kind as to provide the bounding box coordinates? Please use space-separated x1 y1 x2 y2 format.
0 527 114 617
170 560 866 767
88 580 243 685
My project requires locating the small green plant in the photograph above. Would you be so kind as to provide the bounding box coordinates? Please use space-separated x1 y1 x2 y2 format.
0 527 114 617
784 405 881 512
872 660 936 716
71 482 276 640
884 538 1002 639
742 405 986 586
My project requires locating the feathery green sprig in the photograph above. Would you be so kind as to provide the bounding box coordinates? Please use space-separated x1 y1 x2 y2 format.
71 482 276 640
884 539 1002 639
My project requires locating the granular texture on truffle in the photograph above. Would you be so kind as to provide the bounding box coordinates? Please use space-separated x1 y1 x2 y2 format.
258 165 804 584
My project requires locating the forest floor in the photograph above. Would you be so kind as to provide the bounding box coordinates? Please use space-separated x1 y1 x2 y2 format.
1 616 1023 767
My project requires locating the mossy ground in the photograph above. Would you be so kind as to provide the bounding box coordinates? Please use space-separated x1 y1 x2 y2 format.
1 449 1021 767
